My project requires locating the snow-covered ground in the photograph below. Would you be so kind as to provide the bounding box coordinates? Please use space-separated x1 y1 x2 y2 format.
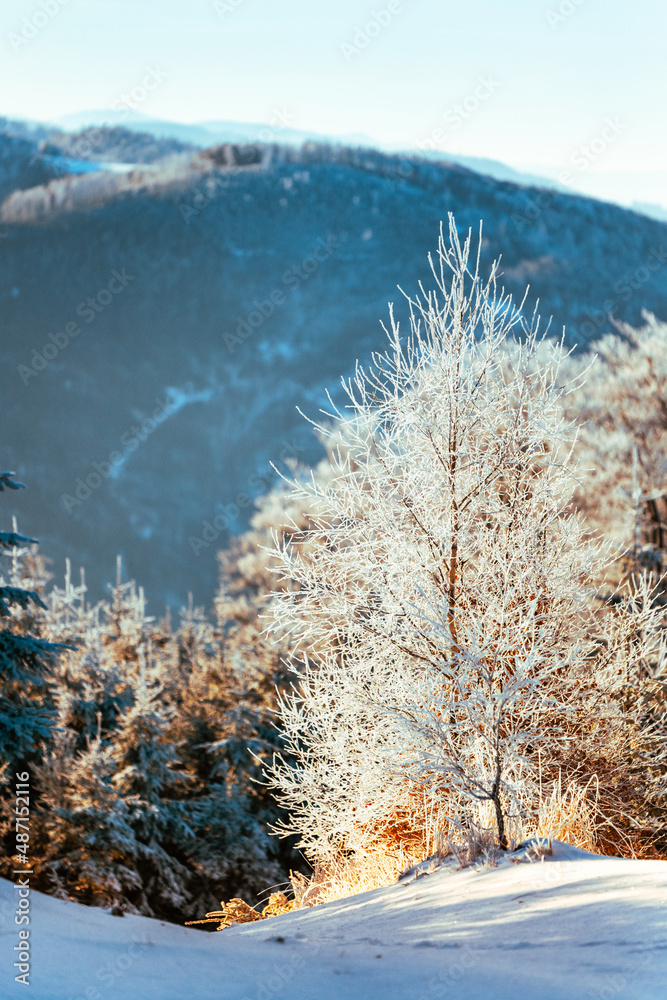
1 843 666 999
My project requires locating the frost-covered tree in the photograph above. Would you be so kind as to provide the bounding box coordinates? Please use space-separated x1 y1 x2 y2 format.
110 658 196 917
564 312 667 585
265 218 620 858
41 562 134 753
0 472 68 762
35 718 142 910
0 471 72 876
15 548 301 920
587 573 667 852
167 590 303 912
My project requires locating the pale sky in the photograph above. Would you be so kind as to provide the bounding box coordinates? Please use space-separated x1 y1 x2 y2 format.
2 0 665 208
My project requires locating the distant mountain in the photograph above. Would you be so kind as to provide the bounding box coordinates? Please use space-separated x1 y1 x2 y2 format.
54 110 373 154
44 125 195 165
51 113 565 192
412 150 566 192
16 112 667 215
1 128 666 610
634 201 667 224
56 109 163 130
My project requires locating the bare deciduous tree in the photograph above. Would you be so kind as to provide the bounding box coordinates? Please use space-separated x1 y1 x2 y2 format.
265 216 615 859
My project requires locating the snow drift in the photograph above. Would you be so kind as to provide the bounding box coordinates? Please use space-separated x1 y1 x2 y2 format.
1 843 666 999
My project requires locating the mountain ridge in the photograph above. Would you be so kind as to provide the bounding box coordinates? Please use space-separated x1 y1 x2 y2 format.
2 126 666 609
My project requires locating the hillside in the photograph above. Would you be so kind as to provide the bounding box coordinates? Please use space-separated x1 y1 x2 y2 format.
1 128 667 607
1 843 665 999
0 132 60 203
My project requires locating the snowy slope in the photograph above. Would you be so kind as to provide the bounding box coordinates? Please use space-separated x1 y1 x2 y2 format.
1 843 666 999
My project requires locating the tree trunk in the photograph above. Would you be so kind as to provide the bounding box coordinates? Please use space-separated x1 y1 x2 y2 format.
490 772 507 850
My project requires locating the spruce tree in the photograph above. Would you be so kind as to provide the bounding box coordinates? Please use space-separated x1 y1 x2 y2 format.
36 716 142 911
0 471 72 877
112 659 195 918
45 563 133 753
0 471 69 761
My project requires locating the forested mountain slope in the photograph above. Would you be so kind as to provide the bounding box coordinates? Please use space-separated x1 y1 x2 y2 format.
1 129 666 606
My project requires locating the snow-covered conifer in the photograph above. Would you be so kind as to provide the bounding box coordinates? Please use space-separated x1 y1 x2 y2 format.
0 472 68 762
111 655 195 917
36 713 141 910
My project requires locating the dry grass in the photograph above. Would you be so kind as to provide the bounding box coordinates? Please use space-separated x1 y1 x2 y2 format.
301 777 604 907
184 891 299 930
288 799 519 908
186 775 661 932
291 847 423 907
533 776 598 853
